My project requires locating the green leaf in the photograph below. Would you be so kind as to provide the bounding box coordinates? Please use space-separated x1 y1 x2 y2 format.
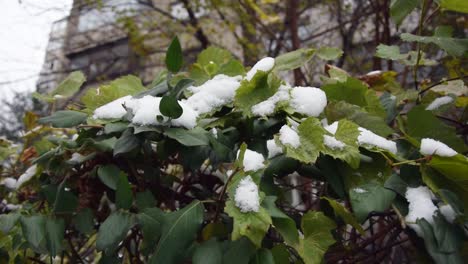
0 213 20 234
96 211 134 253
116 173 133 210
321 119 361 169
74 208 94 235
42 184 79 214
160 95 183 119
271 244 290 264
150 200 204 264
81 75 146 111
294 211 336 264
390 0 419 25
45 217 65 257
326 101 393 137
38 110 87 128
417 218 464 264
250 248 275 264
20 215 46 252
375 44 407 60
274 48 315 71
104 122 128 134
316 47 343 60
164 127 210 146
225 200 272 248
97 164 121 190
349 182 396 222
322 197 365 235
50 71 86 99
283 117 324 164
401 32 468 57
235 71 281 116
136 191 156 210
137 208 163 256
429 155 468 193
407 106 467 152
440 0 468 13
222 238 256 264
113 128 140 156
263 196 299 246
166 36 183 72
192 239 223 264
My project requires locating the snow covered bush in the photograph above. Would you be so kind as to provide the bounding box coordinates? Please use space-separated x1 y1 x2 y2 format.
1 26 468 263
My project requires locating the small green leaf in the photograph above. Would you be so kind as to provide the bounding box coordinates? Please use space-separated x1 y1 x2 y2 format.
38 110 87 128
283 117 324 164
294 211 336 264
316 47 343 60
113 128 140 156
45 217 65 257
390 0 419 25
104 122 128 134
322 197 365 235
116 173 133 210
440 0 468 13
222 238 256 264
274 48 315 71
137 208 163 256
136 191 156 210
375 44 407 60
160 95 183 119
50 71 86 99
96 211 134 253
81 75 146 111
164 127 210 146
166 36 183 72
321 119 361 169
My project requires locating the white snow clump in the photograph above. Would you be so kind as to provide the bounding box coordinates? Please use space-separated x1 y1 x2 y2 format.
245 57 275 81
279 125 300 148
357 127 397 154
405 186 437 236
93 95 132 119
251 84 291 116
425 96 453 111
234 176 260 213
289 87 327 117
237 149 265 171
420 138 457 157
324 121 339 135
323 135 345 150
267 139 283 158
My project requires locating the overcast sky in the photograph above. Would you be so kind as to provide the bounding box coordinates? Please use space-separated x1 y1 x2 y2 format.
0 0 72 102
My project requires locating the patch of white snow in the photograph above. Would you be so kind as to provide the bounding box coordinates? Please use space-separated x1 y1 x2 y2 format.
245 57 275 81
289 87 327 117
420 138 457 157
279 125 300 148
234 176 260 213
357 127 397 154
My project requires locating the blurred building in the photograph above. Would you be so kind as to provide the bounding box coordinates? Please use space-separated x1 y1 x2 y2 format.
36 0 233 102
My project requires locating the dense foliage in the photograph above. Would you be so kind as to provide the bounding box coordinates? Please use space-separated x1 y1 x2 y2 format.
1 1 468 263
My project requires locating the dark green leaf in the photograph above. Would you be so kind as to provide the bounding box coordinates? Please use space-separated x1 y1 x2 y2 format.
192 239 223 264
74 208 94 234
262 196 299 246
38 110 87 128
20 215 46 252
166 36 183 72
138 208 163 256
150 200 204 264
0 213 20 234
97 164 121 190
323 197 365 234
136 191 156 210
116 173 133 210
407 106 467 152
223 238 256 264
160 95 183 119
96 211 134 253
104 122 128 134
113 128 140 156
164 127 210 146
401 32 468 57
390 0 419 25
249 248 275 264
349 182 396 222
45 217 65 257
